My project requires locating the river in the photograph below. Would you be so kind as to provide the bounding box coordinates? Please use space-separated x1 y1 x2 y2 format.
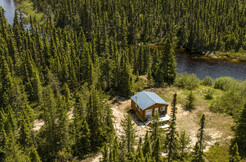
0 0 16 25
176 53 246 81
1 0 246 81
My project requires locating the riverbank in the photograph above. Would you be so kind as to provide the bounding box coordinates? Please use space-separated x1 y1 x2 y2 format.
204 51 246 62
177 48 246 63
174 47 246 63
151 45 246 63
14 0 44 24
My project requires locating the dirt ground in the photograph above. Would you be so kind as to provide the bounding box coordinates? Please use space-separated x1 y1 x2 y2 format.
33 119 45 131
110 92 234 153
33 106 74 131
81 154 102 162
110 96 148 137
175 103 234 152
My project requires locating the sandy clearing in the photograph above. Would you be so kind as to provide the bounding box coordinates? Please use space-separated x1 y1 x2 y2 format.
33 119 45 131
33 107 74 131
110 93 233 153
110 96 147 138
68 106 74 120
80 154 102 162
175 101 233 152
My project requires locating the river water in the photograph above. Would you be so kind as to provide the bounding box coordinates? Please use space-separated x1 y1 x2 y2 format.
0 0 16 25
1 0 246 81
176 53 246 81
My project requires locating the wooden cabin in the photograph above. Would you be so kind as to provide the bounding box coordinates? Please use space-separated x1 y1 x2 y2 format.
130 91 169 122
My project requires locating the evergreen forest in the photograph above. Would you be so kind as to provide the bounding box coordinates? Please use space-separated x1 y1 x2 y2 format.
0 0 246 161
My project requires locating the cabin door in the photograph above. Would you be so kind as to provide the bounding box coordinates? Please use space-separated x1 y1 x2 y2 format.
155 108 158 114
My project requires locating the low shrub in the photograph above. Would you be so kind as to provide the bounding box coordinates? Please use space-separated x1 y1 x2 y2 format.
175 73 200 90
210 79 246 117
214 77 237 91
202 76 213 86
205 88 214 100
209 90 244 116
184 91 195 110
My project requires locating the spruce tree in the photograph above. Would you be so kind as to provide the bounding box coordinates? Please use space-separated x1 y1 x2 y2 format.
78 118 91 156
229 143 241 162
136 46 144 74
166 93 179 162
3 133 30 161
149 113 161 142
73 91 90 158
118 52 134 97
232 104 246 157
198 115 205 159
0 110 7 154
57 96 71 154
0 55 14 109
135 136 141 150
7 32 20 71
32 67 43 103
192 114 205 162
38 86 58 160
185 91 195 111
19 115 32 149
152 136 161 162
142 132 152 157
120 114 137 157
62 83 70 102
87 89 110 151
112 137 120 162
179 131 190 160
163 39 177 85
102 144 109 162
147 70 154 87
156 39 177 86
5 105 17 134
86 52 95 86
192 142 201 162
143 47 152 74
100 41 113 90
43 33 51 68
29 147 42 162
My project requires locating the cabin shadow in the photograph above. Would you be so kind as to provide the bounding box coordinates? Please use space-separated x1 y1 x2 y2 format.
127 109 146 127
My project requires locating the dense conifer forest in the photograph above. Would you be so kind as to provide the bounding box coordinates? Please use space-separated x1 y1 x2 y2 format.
0 0 246 161
28 0 246 52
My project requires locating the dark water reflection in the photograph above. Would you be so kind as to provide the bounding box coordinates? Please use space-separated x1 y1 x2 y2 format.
176 53 246 81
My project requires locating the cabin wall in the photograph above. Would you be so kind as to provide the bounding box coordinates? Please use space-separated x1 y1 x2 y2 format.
131 100 169 122
143 104 168 120
131 100 145 121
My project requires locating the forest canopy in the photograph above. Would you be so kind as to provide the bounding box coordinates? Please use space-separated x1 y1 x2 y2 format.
25 0 246 52
0 0 246 161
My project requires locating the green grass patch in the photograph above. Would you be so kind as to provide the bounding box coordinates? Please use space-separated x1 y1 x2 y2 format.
211 50 246 62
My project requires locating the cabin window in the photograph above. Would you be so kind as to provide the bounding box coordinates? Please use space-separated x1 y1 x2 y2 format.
146 109 152 117
161 106 165 111
136 104 140 111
